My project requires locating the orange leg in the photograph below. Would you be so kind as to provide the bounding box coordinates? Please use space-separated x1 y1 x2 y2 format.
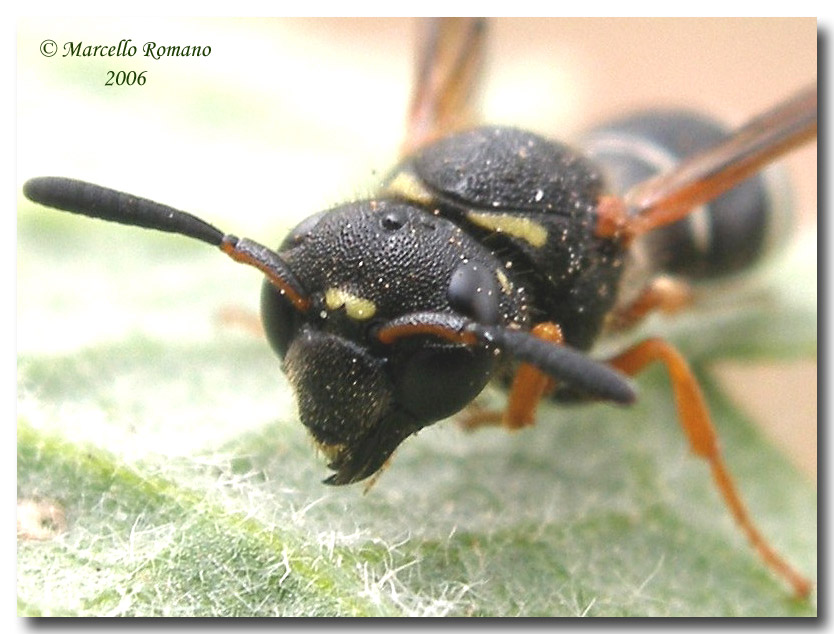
460 322 563 431
608 338 812 598
606 276 693 333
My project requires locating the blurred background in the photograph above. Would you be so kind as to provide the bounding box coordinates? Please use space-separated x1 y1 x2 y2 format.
17 18 816 478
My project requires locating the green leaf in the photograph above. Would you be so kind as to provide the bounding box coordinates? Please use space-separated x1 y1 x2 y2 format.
17 208 816 616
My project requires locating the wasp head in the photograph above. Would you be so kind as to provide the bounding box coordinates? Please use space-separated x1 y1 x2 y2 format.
261 200 524 484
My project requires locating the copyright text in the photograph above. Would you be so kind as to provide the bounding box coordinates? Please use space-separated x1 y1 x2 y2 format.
59 39 212 59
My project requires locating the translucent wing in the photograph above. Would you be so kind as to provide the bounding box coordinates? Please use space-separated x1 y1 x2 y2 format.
624 85 817 238
402 17 487 156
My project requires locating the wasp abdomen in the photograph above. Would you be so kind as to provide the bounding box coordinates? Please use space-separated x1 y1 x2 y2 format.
582 111 792 280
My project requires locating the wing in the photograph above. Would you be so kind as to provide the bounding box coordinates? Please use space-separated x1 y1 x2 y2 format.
401 17 488 156
623 85 817 239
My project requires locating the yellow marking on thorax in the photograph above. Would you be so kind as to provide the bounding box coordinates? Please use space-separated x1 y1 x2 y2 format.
466 210 548 248
325 287 377 320
383 171 435 206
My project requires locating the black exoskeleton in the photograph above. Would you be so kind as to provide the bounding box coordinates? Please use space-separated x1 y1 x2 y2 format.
386 126 627 350
23 125 642 485
261 126 632 483
22 107 794 485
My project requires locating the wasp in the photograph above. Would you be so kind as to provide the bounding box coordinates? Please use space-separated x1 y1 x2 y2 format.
21 19 816 598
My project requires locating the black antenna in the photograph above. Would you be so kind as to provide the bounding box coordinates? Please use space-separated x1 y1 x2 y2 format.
23 177 225 246
23 177 310 311
376 311 635 405
468 323 635 404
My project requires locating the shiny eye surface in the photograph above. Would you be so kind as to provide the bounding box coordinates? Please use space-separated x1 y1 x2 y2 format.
260 279 302 359
392 341 495 422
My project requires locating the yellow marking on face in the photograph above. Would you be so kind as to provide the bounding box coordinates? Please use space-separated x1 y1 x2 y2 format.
383 171 435 206
325 287 377 320
466 210 548 248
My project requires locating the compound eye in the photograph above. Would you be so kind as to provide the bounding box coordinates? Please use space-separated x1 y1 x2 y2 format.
393 342 494 422
447 261 500 325
260 279 302 359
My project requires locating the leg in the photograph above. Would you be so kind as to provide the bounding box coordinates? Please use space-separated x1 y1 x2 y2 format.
460 322 563 431
609 337 811 598
402 18 487 156
606 276 693 333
